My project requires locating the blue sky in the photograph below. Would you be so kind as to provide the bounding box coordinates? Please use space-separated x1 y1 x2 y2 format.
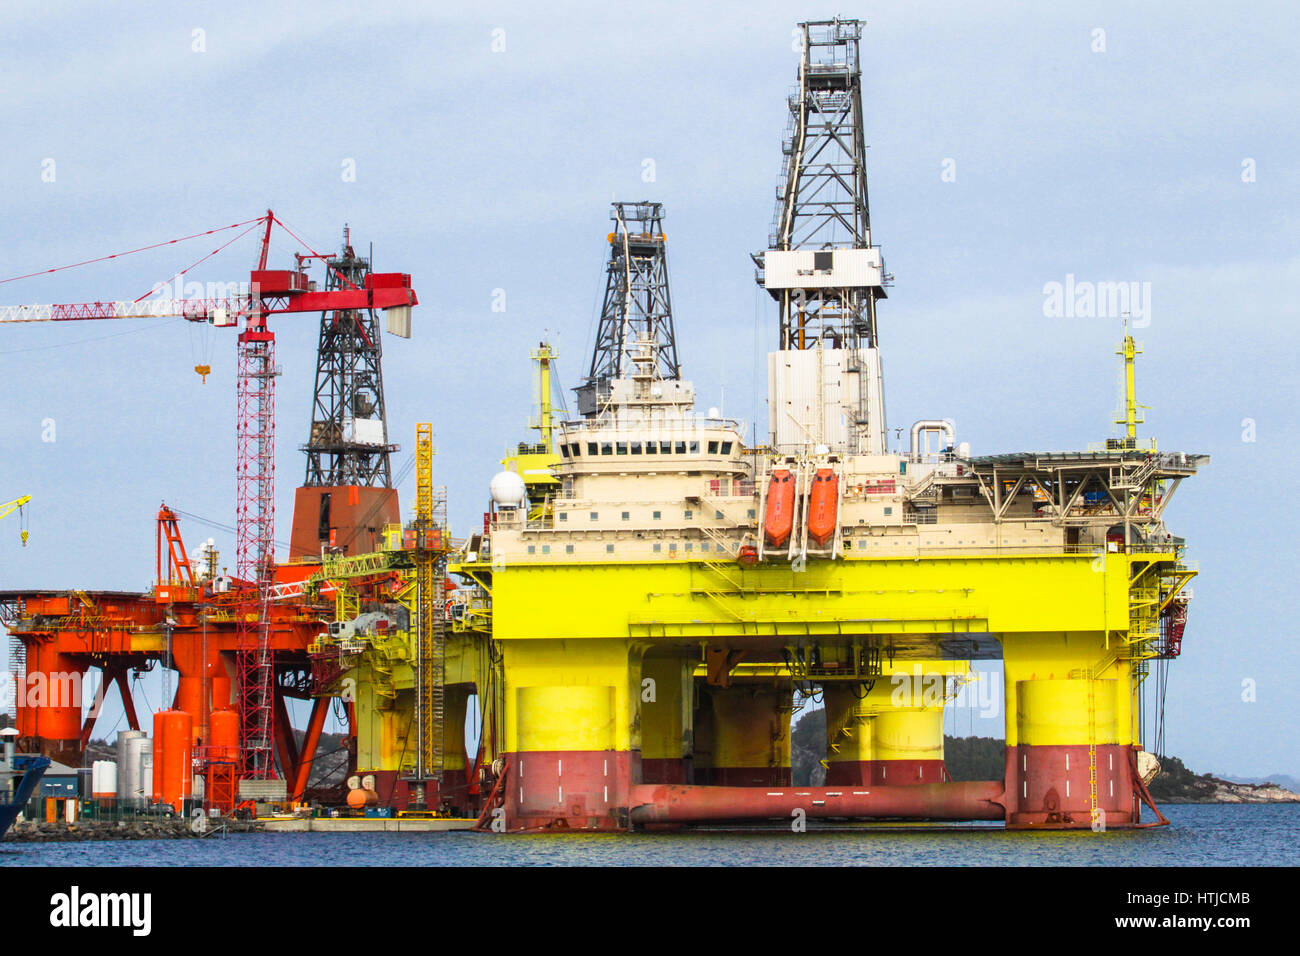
1 2 1296 779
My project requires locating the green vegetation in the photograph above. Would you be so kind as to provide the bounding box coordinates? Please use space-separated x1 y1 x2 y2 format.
941 735 1006 781
791 709 1008 785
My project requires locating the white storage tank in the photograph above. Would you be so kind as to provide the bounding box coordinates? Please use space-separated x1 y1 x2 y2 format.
116 730 152 809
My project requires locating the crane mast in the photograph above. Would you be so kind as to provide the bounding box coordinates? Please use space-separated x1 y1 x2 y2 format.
412 423 444 805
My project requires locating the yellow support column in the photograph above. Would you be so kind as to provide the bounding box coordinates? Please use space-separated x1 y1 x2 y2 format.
823 661 965 786
438 684 472 815
702 683 791 786
1003 632 1140 829
501 638 641 831
640 656 694 784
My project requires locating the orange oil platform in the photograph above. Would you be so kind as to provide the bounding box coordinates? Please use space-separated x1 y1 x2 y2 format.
1 218 420 810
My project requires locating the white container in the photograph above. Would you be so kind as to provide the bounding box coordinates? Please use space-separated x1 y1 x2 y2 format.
91 760 117 799
343 417 386 446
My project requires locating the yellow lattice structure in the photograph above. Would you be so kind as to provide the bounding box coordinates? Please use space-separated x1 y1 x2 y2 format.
414 423 445 784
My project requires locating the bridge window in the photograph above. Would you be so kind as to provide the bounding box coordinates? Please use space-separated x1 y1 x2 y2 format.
674 441 686 454
616 442 628 455
707 441 719 454
720 441 732 454
630 441 642 454
587 442 599 456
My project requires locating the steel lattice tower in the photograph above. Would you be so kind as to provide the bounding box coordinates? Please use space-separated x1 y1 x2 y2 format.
302 228 394 487
234 315 278 779
758 18 886 353
576 202 681 416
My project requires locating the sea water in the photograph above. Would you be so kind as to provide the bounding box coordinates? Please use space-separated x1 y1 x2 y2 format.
2 804 1296 867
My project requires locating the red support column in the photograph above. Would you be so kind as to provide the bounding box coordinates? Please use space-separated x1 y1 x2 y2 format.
271 687 298 778
290 697 329 801
116 670 140 731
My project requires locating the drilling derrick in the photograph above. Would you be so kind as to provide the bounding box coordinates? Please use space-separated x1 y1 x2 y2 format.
290 227 401 560
576 202 682 416
304 229 394 487
757 18 888 455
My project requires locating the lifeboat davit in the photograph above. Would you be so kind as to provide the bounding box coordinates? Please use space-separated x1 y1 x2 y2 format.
764 470 796 548
807 468 839 547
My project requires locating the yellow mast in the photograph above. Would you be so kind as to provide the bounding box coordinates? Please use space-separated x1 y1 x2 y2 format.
529 342 556 454
413 423 443 793
1114 321 1150 447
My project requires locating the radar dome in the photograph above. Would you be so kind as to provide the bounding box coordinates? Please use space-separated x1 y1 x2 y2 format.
490 470 528 508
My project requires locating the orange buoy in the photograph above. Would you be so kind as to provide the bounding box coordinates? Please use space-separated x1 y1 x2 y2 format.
764 470 796 547
807 468 839 547
347 788 379 810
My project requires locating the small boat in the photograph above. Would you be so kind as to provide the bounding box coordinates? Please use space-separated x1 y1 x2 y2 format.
1 734 49 840
807 468 839 547
764 470 796 547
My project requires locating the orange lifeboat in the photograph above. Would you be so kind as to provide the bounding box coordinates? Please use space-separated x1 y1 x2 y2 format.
764 470 796 547
807 468 839 547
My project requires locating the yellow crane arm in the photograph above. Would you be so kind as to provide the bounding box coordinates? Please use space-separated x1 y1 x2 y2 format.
0 495 31 545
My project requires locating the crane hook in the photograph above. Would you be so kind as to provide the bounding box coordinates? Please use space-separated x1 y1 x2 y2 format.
194 364 211 384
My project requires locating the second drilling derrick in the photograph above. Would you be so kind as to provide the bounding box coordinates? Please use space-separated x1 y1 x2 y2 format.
576 202 682 417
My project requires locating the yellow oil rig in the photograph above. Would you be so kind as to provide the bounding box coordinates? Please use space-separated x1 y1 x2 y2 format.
432 18 1201 832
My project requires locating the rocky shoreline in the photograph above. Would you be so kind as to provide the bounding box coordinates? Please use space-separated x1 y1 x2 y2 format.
1156 778 1300 804
4 818 263 843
